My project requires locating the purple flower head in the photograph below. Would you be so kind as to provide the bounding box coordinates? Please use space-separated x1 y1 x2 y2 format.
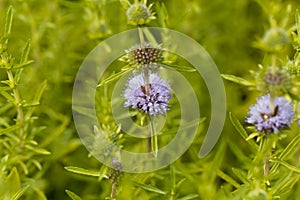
123 73 172 116
246 94 294 133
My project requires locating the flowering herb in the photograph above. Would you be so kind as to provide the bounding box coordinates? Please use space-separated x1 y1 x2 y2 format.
246 94 294 133
124 43 163 68
125 0 156 26
123 72 172 116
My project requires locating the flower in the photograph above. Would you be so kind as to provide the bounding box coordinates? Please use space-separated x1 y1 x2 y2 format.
123 73 172 115
126 1 156 26
263 66 291 92
123 43 163 68
246 94 294 133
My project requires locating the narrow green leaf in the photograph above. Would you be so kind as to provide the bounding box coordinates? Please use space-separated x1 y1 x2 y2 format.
229 112 258 151
270 134 300 174
11 185 29 200
0 90 15 102
4 6 13 38
13 60 34 69
65 166 108 178
65 190 82 200
175 178 186 189
272 172 293 194
143 28 159 46
26 80 47 117
0 86 11 91
232 168 248 184
232 184 250 200
5 167 21 199
20 40 31 63
270 158 300 173
156 2 169 27
216 169 240 189
0 125 19 135
98 165 108 181
120 0 131 9
25 145 51 155
133 181 167 195
178 194 199 200
222 74 255 86
170 165 176 190
162 63 196 72
98 68 132 87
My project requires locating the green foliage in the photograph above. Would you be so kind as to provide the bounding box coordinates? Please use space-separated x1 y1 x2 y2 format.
1 0 300 199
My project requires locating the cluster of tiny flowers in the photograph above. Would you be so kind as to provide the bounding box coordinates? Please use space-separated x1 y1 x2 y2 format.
263 67 291 92
123 73 172 116
246 94 294 133
125 44 163 68
126 2 155 26
109 158 123 185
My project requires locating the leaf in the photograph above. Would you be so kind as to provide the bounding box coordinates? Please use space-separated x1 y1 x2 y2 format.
25 145 51 155
222 74 255 86
98 68 132 87
229 112 258 151
0 90 15 102
65 190 82 200
0 125 19 135
11 185 29 200
162 63 196 72
20 40 31 63
13 60 34 69
272 172 294 194
178 194 199 200
232 168 248 184
216 169 240 189
133 181 167 195
270 158 300 173
65 166 108 178
4 6 13 38
25 80 47 119
120 0 131 9
232 184 250 200
156 2 169 27
5 167 21 199
270 134 300 174
143 28 159 46
98 165 108 181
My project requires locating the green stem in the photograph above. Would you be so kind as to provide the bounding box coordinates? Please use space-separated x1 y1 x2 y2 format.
149 115 158 157
110 182 117 199
7 69 25 146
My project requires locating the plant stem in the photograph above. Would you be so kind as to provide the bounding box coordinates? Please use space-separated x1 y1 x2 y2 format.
264 154 270 176
138 28 156 156
7 69 25 146
110 182 117 199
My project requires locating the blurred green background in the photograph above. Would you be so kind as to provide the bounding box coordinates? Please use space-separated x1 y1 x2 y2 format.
0 0 300 199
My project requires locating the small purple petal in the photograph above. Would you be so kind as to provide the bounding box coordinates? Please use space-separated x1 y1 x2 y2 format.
246 94 294 133
123 73 172 116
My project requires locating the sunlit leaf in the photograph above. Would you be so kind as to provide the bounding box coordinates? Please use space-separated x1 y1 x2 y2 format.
4 6 13 39
65 166 109 178
229 112 258 151
178 194 199 200
11 185 29 200
5 167 21 199
65 190 82 200
162 63 196 72
222 74 255 86
133 181 167 195
216 169 240 189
